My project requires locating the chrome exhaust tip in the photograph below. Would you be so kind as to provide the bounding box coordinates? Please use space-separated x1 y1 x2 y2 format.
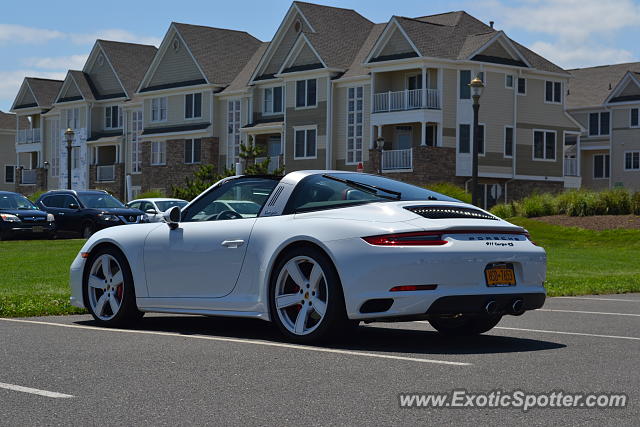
511 299 525 316
485 300 498 315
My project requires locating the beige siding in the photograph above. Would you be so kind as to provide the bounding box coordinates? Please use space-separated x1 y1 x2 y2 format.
612 108 631 129
478 71 514 158
60 82 81 99
611 128 640 191
148 32 205 87
87 56 123 96
515 128 562 176
17 87 36 106
0 131 16 191
570 111 588 129
264 12 311 76
143 91 211 128
378 27 414 57
517 78 577 128
619 81 640 98
332 83 371 166
581 149 610 190
441 68 457 148
480 42 514 61
91 106 104 133
291 44 320 67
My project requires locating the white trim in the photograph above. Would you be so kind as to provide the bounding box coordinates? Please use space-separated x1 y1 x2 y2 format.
604 71 640 104
262 86 284 116
103 104 123 129
532 129 557 161
623 150 640 171
150 140 166 166
345 85 364 165
150 96 168 123
543 80 563 105
504 125 514 158
277 33 327 75
292 125 317 160
466 31 532 68
142 128 210 139
364 18 422 64
184 92 203 120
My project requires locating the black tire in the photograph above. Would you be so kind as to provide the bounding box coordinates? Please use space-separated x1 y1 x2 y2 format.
268 246 350 343
82 246 143 327
429 314 502 336
81 222 94 239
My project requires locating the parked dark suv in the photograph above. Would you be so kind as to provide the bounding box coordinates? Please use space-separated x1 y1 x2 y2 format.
36 190 146 238
0 191 56 240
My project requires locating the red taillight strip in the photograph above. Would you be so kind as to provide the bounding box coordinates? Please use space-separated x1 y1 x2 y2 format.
362 229 528 246
390 284 438 292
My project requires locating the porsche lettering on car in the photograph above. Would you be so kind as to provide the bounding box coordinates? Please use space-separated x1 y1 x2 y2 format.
69 171 546 343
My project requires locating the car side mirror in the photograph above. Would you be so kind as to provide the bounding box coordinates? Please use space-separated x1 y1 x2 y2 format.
68 203 79 210
145 209 158 215
163 206 181 230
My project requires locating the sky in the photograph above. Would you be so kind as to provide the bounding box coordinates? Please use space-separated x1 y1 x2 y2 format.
1 0 639 112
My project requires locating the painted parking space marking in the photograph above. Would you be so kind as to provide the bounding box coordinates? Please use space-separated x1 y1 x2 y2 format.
537 308 640 317
552 296 640 303
0 382 74 399
494 326 640 341
0 318 471 367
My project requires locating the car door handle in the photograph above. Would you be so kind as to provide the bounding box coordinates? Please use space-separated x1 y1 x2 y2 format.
221 239 245 248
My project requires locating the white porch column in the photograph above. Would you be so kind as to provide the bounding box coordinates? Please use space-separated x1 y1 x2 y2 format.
421 121 427 146
421 65 427 108
371 71 376 114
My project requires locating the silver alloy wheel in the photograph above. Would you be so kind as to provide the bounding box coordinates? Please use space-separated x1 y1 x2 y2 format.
275 256 329 336
87 254 125 321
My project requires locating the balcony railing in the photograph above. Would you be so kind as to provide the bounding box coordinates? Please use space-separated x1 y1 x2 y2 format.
382 148 413 171
97 165 116 182
373 89 440 113
16 128 41 144
255 156 281 173
21 169 37 185
564 158 578 176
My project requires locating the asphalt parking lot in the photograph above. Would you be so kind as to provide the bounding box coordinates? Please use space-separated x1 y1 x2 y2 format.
1 294 638 426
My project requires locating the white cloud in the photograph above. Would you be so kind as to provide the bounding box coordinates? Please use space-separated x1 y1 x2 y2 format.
530 42 636 69
0 24 64 44
22 54 89 70
0 70 66 111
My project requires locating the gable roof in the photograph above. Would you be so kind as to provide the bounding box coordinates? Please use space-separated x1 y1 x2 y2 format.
223 42 270 93
172 22 262 85
339 23 386 80
94 40 157 97
566 62 640 108
12 78 63 110
0 111 19 130
55 70 95 103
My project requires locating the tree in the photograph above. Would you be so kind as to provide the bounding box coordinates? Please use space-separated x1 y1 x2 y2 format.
240 135 285 176
171 164 234 201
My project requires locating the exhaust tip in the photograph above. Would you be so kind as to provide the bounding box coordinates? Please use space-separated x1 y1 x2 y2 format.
485 300 498 315
511 299 525 315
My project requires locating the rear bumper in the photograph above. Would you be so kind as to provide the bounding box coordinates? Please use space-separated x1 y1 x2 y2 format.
425 292 545 315
0 222 56 236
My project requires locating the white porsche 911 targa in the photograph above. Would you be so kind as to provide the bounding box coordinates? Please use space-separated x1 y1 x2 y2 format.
69 171 546 342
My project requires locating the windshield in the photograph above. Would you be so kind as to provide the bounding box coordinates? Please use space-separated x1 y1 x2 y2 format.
285 174 459 213
156 200 188 211
0 193 39 210
78 193 125 209
226 201 261 215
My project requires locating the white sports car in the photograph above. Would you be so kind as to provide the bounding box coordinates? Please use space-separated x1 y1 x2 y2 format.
69 171 546 342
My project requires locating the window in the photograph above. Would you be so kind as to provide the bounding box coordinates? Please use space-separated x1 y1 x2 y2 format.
185 93 202 119
505 74 514 88
459 70 471 99
65 108 79 129
263 87 283 114
51 119 60 177
151 97 167 122
296 79 316 108
545 81 562 103
346 86 364 164
594 154 610 179
517 77 526 95
294 126 317 159
631 108 639 128
625 151 640 170
533 130 556 160
151 141 166 165
184 139 201 164
104 105 122 129
227 100 241 165
4 165 14 183
458 124 470 153
589 112 610 136
504 126 513 157
129 110 143 173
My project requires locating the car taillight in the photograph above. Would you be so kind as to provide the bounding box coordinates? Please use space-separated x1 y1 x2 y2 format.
524 230 539 246
389 284 438 292
362 231 447 246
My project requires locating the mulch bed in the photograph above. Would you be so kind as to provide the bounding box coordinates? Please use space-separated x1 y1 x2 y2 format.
532 215 640 231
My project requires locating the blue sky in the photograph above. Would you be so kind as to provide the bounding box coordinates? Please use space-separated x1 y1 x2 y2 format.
1 0 639 111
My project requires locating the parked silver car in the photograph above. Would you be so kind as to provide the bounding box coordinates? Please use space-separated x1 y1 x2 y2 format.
126 198 188 222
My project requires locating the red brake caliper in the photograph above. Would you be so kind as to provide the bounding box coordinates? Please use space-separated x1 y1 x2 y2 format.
116 284 123 301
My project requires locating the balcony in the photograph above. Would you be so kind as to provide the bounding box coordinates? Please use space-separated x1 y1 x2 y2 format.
255 156 282 173
382 148 412 172
17 128 41 144
564 158 578 176
21 169 37 185
373 89 440 113
97 165 116 182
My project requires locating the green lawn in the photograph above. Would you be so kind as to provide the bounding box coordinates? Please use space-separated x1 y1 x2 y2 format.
0 220 639 317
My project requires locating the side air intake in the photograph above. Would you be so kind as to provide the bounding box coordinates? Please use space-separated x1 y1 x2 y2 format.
405 205 498 220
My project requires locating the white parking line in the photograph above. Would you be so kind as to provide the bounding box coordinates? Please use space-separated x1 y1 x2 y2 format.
553 296 640 303
0 382 73 399
494 327 640 341
0 318 471 367
537 309 640 317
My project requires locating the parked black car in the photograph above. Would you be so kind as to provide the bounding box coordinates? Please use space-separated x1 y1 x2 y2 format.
36 190 146 238
0 191 56 240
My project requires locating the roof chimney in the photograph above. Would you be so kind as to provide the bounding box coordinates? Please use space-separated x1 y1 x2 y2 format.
490 21 494 29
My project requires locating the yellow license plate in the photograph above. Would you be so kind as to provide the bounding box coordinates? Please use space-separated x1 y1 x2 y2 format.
32 226 43 233
485 265 516 287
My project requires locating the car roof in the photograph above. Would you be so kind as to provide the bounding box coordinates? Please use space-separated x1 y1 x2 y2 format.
0 191 22 196
130 198 186 202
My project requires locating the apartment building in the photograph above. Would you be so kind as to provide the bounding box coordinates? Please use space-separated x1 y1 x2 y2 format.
10 2 581 206
0 111 24 191
566 62 640 191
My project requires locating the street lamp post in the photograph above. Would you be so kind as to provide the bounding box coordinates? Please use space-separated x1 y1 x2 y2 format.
469 76 485 207
64 128 75 190
376 137 384 175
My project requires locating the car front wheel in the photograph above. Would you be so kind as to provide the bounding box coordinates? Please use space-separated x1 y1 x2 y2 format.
428 314 502 336
83 247 143 327
269 247 349 343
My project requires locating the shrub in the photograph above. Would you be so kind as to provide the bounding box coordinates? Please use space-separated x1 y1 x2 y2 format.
632 192 640 215
520 193 556 218
28 190 47 203
596 189 631 215
490 203 516 219
135 191 165 200
427 182 471 204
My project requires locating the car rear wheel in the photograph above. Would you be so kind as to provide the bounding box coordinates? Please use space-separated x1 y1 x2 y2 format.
83 247 143 327
428 314 502 336
269 247 349 343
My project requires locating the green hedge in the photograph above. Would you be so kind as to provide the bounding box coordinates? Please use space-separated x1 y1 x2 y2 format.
427 182 472 204
491 189 640 218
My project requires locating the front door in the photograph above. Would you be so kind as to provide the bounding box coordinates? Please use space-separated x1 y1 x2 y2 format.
143 177 279 299
395 126 413 150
